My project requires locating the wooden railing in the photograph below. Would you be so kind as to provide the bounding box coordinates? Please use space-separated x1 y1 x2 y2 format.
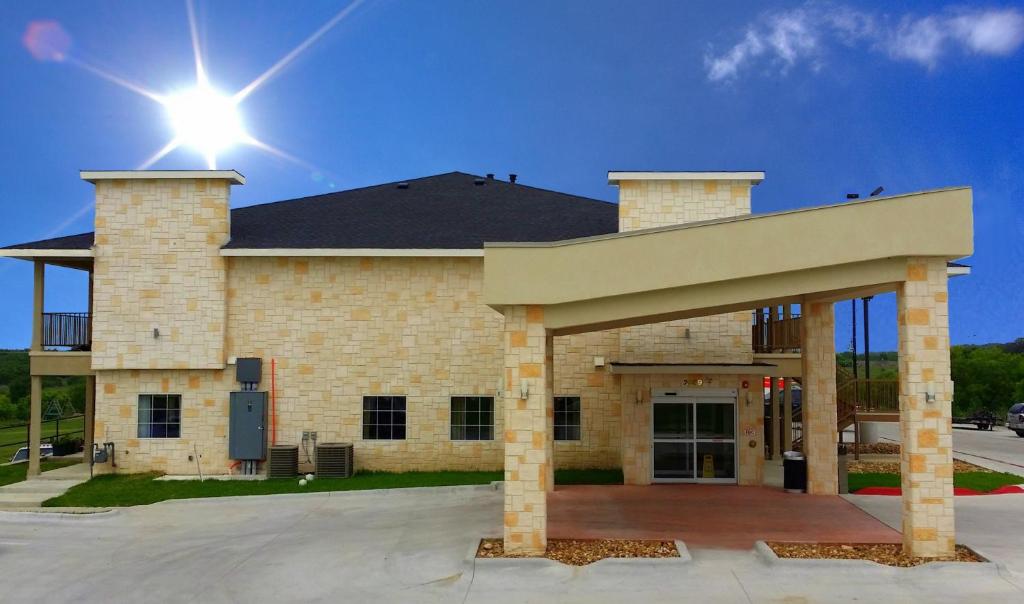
42 312 91 350
838 378 899 414
752 314 801 353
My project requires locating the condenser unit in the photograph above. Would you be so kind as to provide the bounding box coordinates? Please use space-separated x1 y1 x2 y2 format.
267 445 299 478
315 442 354 478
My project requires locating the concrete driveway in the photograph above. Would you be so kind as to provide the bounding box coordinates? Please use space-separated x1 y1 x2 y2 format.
2 484 1023 602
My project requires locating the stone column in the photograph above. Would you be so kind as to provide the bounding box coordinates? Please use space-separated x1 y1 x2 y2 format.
83 375 96 465
898 258 955 558
28 261 44 478
769 376 781 459
620 376 651 485
801 301 838 495
545 332 554 493
503 305 550 554
782 377 794 452
28 376 42 478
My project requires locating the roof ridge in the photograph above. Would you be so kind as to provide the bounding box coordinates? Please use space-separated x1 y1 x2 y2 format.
232 171 470 211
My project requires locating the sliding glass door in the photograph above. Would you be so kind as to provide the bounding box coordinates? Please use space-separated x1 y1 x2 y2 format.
652 390 737 483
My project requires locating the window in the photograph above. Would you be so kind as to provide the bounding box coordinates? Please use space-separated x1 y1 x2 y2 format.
554 396 581 441
362 396 406 440
138 394 182 438
450 396 494 440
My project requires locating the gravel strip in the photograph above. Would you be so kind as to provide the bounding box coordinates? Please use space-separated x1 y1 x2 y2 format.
848 459 993 474
767 542 983 567
477 538 679 566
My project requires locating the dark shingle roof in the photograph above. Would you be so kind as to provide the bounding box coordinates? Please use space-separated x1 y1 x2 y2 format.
3 232 95 250
4 172 618 251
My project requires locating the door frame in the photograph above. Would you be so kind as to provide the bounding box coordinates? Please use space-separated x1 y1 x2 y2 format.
650 388 738 484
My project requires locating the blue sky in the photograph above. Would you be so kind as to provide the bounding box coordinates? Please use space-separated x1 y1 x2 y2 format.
0 0 1021 351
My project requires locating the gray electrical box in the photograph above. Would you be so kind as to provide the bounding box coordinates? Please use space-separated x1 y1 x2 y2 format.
229 391 268 460
236 357 262 384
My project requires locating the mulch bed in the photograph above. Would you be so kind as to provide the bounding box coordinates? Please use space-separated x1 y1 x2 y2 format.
851 442 901 454
848 459 993 474
768 542 984 567
477 538 679 566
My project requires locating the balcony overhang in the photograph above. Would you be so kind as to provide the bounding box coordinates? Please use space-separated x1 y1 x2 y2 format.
483 187 973 335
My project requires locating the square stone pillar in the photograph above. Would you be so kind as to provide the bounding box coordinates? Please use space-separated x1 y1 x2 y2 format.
503 305 550 554
898 258 955 558
801 301 838 495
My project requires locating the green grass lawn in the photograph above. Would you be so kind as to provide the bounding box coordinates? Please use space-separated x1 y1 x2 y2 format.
0 415 84 462
849 471 1024 493
43 467 625 508
0 458 83 488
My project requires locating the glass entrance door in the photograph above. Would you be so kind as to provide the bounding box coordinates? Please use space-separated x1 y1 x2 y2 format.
652 390 737 483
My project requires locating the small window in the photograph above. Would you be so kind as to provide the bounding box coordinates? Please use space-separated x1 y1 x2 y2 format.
554 396 581 441
450 396 494 440
138 394 182 438
363 396 407 440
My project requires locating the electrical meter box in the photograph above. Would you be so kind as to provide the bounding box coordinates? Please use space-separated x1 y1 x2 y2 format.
229 391 268 460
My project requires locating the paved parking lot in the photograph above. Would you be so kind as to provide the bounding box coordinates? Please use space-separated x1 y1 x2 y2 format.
873 422 1024 475
2 484 1023 603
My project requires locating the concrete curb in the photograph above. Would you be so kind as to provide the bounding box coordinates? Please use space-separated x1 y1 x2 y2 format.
753 540 1004 576
148 480 503 507
0 508 118 523
467 538 691 573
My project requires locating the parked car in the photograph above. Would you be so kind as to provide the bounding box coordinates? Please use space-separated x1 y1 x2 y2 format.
9 443 54 463
1008 403 1024 437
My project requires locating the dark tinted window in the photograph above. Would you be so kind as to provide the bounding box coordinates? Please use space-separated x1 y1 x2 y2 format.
554 396 581 441
362 396 407 440
450 396 495 440
138 394 182 438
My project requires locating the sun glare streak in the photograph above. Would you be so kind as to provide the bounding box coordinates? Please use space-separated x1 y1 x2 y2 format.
67 55 165 103
42 197 96 240
138 137 184 170
244 136 321 172
233 0 367 103
185 0 208 86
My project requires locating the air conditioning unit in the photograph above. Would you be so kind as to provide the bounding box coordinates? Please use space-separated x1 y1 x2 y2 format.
267 445 299 478
315 442 354 478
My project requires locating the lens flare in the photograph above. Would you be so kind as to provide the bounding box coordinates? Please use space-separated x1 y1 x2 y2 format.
163 86 246 167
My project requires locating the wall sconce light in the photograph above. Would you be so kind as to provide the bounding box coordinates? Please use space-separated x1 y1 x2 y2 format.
684 328 691 339
520 380 530 400
593 356 605 368
153 327 160 339
925 382 936 404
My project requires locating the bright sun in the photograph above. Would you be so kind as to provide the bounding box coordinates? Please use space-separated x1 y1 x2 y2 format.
163 85 247 166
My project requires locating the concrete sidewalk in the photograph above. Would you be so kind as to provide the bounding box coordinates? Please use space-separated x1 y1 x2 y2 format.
0 485 1021 602
0 462 89 509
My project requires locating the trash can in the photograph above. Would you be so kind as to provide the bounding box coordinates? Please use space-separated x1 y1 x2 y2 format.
783 450 806 493
837 443 849 494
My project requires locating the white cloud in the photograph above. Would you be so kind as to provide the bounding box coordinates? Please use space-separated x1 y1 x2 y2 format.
705 3 1024 81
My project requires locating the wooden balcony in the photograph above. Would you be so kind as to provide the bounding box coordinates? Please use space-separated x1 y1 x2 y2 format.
752 313 801 353
42 312 91 350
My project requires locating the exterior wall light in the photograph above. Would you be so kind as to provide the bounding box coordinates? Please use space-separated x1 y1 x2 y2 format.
925 382 936 404
520 380 529 400
153 327 160 339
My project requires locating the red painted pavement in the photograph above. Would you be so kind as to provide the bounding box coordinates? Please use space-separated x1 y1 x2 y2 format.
855 485 1024 496
547 484 902 550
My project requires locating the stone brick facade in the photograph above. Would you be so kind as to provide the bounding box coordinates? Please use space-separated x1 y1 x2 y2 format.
801 301 838 495
898 258 955 558
502 305 550 554
92 178 230 370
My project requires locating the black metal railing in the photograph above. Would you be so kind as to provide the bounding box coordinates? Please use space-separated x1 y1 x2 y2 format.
42 312 91 349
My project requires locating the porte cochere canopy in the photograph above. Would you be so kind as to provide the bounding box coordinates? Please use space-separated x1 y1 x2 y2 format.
481 187 973 558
